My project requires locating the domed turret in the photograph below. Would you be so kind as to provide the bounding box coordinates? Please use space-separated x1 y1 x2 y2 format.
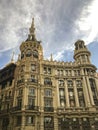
74 40 91 64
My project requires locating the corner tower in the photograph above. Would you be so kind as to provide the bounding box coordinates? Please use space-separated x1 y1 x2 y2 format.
20 18 43 60
13 19 43 130
74 40 91 64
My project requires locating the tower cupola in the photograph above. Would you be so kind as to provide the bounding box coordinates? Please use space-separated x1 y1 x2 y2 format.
74 40 91 64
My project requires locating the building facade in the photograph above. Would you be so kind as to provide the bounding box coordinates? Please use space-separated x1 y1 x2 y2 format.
0 18 98 130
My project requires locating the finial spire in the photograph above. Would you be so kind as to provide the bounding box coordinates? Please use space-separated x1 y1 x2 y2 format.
28 18 36 41
29 18 35 34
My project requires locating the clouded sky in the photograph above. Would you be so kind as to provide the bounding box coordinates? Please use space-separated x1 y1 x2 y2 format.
0 0 98 70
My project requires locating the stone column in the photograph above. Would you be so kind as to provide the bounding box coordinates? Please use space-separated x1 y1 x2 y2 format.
54 116 58 130
21 114 25 130
53 79 58 111
83 77 91 107
73 80 79 107
22 85 27 110
40 115 44 130
86 77 95 106
81 68 91 107
65 79 70 107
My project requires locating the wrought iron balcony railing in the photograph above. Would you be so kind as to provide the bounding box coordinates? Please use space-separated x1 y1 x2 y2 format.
25 105 39 111
44 107 54 112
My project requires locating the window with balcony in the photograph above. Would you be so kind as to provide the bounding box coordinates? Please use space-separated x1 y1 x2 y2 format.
29 88 35 96
26 116 34 125
31 75 37 83
58 80 64 87
17 99 22 109
44 99 52 107
17 116 21 126
28 98 35 106
44 116 54 129
44 89 52 97
44 78 52 85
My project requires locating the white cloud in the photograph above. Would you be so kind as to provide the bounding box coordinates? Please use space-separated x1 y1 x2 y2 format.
0 0 98 63
76 0 98 44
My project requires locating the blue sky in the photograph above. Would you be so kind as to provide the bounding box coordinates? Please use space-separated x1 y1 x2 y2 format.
0 0 98 70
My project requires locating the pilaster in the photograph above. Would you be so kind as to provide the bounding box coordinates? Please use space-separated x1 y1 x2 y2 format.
65 79 70 107
86 77 95 106
73 80 79 107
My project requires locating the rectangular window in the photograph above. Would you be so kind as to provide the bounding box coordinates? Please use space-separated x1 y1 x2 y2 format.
58 80 64 87
67 80 73 87
44 67 51 74
17 116 21 126
31 64 36 71
59 88 65 107
44 89 52 97
44 116 54 128
31 75 37 83
29 88 35 96
26 116 34 125
44 67 47 74
59 88 65 97
44 99 52 107
70 100 75 107
44 78 52 85
28 98 35 106
17 99 22 108
18 89 23 96
76 80 82 87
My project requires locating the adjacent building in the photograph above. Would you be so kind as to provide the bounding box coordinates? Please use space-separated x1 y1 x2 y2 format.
0 18 98 130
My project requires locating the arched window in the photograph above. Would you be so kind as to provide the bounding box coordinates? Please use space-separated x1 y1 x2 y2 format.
26 49 32 57
33 50 38 58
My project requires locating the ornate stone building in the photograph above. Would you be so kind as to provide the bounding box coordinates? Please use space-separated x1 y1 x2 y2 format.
0 18 98 130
